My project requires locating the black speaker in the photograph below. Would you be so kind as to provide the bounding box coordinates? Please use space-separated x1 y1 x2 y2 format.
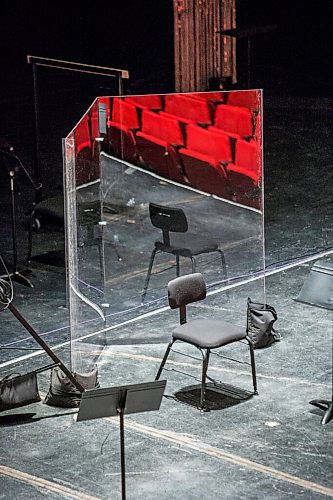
296 258 333 310
98 103 107 135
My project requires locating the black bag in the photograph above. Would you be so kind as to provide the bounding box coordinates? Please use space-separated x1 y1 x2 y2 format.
44 366 99 408
0 371 41 412
247 298 280 349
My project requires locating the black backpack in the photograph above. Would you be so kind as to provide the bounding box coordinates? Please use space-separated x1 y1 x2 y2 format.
247 298 280 349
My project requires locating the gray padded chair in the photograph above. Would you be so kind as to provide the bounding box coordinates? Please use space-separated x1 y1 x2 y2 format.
155 273 257 411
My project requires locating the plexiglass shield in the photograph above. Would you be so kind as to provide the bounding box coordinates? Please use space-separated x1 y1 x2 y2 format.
64 90 266 373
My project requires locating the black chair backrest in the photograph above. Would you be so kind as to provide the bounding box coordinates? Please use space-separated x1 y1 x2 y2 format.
168 273 206 309
149 203 188 233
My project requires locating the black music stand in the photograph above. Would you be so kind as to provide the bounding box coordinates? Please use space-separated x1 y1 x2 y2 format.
296 258 333 424
76 380 167 499
219 25 276 88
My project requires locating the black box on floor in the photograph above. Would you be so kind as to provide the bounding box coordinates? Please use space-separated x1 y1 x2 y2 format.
296 258 333 310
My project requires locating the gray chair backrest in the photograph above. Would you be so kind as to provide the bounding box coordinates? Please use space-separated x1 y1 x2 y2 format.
168 273 206 309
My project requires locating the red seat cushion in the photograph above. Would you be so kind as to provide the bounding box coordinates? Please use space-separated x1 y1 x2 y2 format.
179 148 228 197
107 123 137 162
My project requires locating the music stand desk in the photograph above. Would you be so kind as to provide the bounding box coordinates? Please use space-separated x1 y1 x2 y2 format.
76 380 167 499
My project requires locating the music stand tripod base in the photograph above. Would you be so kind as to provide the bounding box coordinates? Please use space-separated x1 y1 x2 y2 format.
5 270 34 288
309 399 333 425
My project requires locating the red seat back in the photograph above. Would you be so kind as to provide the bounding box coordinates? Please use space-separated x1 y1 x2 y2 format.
164 94 212 124
214 104 253 137
141 110 183 145
227 90 260 111
190 91 224 102
111 98 139 129
74 115 91 153
186 124 232 162
235 139 261 174
125 95 163 110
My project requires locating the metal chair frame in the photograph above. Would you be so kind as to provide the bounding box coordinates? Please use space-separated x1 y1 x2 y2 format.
155 273 257 412
141 202 227 302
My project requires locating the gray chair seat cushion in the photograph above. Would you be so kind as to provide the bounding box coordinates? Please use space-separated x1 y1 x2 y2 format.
173 318 246 348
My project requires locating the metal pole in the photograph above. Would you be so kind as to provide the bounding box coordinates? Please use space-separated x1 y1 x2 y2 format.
119 409 126 500
7 302 84 393
32 62 42 203
9 175 17 273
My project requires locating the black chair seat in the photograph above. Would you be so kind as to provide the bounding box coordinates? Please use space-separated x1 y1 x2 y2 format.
32 195 64 224
173 318 246 348
155 233 218 257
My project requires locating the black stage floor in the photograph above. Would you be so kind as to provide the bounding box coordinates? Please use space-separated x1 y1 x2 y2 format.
0 97 332 499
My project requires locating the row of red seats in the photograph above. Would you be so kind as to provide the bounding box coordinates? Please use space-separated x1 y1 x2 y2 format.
122 91 260 141
73 93 261 205
106 94 260 158
75 91 260 158
125 90 260 112
73 96 111 185
105 97 261 204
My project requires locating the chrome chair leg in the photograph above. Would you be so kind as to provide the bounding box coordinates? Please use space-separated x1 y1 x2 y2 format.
246 336 258 394
199 348 210 411
176 255 180 276
190 256 196 273
141 247 158 302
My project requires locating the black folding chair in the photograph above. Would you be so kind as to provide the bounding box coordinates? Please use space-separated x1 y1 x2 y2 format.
155 273 257 411
141 202 227 302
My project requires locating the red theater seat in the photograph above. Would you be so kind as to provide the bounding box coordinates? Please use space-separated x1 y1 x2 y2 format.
135 110 185 181
75 115 91 156
124 95 163 111
227 90 260 112
74 115 99 186
228 139 261 185
226 139 261 207
161 94 213 126
178 124 231 197
189 91 225 103
110 97 139 127
210 104 253 140
107 98 139 162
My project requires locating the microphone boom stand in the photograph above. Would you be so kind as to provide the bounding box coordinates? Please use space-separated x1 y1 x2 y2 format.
8 168 34 287
1 149 39 288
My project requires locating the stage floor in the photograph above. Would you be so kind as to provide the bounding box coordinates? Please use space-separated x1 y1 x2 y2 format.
0 97 332 499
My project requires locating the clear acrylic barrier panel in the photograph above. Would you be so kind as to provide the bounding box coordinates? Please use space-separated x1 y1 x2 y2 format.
64 90 266 374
